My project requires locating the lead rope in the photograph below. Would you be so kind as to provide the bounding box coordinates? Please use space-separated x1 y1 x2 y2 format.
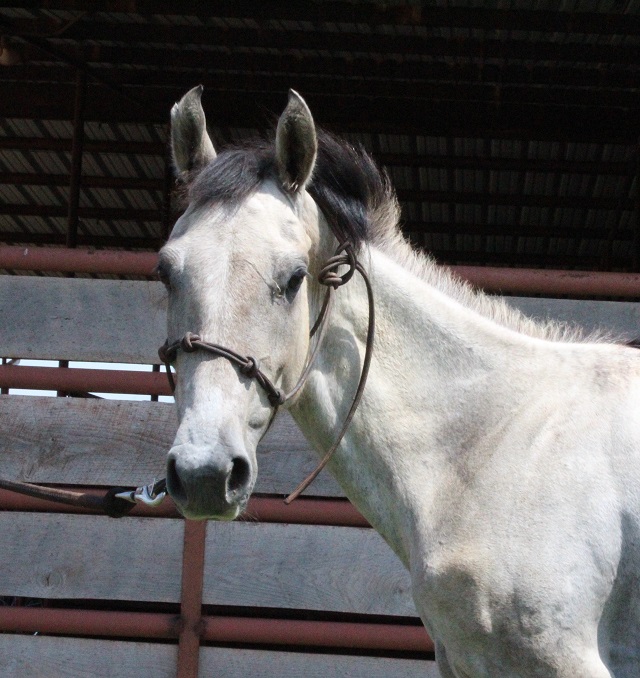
0 476 167 518
159 241 375 503
284 255 375 503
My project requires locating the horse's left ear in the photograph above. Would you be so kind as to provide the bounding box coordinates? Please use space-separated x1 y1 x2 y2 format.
275 90 317 194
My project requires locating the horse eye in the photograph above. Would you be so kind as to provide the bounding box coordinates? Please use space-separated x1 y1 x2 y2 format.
285 267 307 302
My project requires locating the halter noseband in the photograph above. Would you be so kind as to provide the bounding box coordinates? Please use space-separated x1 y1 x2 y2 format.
158 241 375 503
158 332 286 407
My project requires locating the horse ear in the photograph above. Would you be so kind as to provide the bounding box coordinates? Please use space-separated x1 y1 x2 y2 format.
275 90 317 193
170 85 216 177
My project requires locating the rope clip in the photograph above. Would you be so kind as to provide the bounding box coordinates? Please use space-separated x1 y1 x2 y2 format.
115 479 167 507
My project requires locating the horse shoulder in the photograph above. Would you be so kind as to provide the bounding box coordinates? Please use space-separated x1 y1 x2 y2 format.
407 345 640 674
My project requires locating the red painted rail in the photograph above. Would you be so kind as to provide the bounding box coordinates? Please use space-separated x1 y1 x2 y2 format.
0 489 370 528
0 606 433 653
2 245 640 296
0 365 171 396
0 246 157 276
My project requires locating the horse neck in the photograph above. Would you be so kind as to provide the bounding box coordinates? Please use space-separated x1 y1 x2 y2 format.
290 244 541 566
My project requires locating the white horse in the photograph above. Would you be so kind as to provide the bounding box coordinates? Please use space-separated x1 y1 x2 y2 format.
160 86 640 677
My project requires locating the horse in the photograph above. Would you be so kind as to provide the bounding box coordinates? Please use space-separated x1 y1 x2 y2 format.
159 85 640 677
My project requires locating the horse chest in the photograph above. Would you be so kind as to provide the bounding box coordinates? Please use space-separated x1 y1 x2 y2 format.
412 552 533 675
415 546 501 634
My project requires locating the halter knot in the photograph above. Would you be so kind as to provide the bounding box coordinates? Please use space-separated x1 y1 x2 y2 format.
318 242 357 289
240 356 261 379
268 390 286 407
338 242 357 285
181 332 201 352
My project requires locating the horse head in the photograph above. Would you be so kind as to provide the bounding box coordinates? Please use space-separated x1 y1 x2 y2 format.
160 86 321 519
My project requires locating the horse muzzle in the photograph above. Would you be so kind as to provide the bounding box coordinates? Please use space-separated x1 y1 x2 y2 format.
166 442 254 520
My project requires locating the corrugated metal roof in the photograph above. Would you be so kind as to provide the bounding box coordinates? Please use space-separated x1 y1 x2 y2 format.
0 2 639 273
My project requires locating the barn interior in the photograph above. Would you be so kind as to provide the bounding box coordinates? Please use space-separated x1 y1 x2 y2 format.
1 1 639 276
1 2 640 676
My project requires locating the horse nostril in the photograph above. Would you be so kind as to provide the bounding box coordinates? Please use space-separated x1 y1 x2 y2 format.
227 456 251 496
166 456 187 505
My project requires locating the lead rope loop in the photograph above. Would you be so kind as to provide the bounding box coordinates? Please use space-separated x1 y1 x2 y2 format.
283 253 375 503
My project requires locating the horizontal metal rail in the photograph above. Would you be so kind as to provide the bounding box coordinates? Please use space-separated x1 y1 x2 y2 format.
0 246 157 277
453 265 640 298
0 365 170 395
2 246 640 296
0 489 370 528
0 606 433 653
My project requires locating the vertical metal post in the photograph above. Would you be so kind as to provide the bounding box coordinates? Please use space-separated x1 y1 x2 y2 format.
59 67 87 396
634 139 640 272
66 67 87 250
1 358 8 395
150 364 160 402
177 520 207 678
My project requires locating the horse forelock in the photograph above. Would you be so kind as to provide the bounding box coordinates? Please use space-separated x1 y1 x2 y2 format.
182 129 396 244
186 141 275 210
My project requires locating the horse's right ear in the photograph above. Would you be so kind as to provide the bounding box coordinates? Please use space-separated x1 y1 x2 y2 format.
170 85 216 178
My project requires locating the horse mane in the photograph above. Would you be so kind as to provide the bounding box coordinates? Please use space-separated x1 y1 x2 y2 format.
187 130 612 345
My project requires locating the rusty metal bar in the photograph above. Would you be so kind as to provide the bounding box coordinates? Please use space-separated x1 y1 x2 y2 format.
0 606 433 653
0 607 179 639
0 487 178 518
0 365 171 396
452 265 640 297
201 616 433 652
0 246 157 276
245 496 369 527
0 489 370 527
3 246 640 296
177 520 207 678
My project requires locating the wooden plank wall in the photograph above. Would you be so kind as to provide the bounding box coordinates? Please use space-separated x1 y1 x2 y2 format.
0 274 432 677
2 275 639 677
